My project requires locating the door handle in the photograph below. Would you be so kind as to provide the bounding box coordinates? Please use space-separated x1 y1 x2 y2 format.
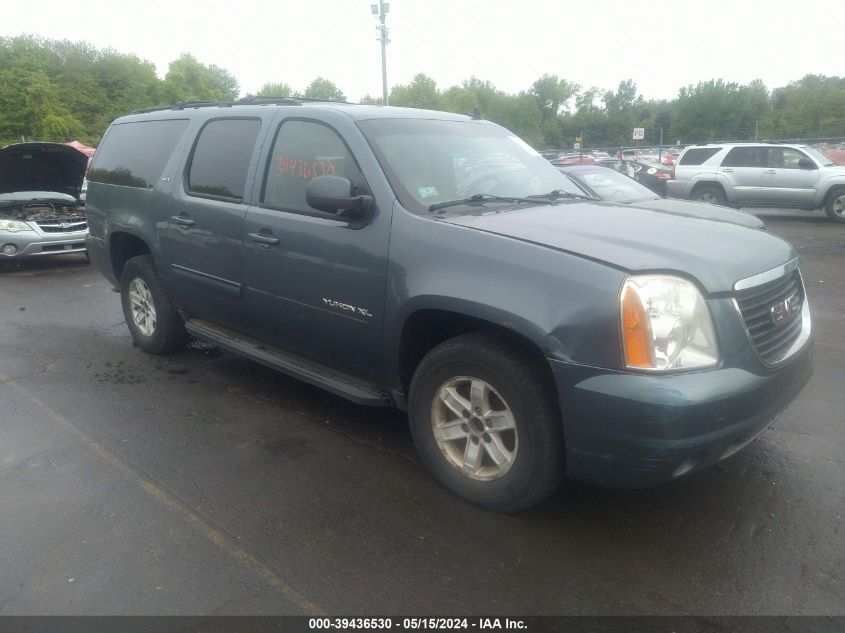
249 231 280 246
171 215 195 227
764 169 776 174
721 168 733 173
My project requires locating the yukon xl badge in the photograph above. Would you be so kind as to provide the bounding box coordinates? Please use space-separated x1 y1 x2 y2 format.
770 292 801 326
322 298 373 318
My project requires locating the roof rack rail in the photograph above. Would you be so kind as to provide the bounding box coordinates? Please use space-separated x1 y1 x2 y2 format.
131 101 231 114
292 97 352 105
171 100 231 110
236 95 302 106
131 95 353 115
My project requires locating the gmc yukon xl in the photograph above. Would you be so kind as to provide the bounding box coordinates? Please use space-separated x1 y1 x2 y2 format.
85 98 813 510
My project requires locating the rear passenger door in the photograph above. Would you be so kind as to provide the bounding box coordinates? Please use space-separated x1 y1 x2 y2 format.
717 146 767 203
242 115 391 383
161 118 263 329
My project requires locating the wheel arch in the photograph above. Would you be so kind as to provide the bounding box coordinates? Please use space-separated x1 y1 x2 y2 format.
109 231 153 283
822 183 845 208
391 300 557 408
690 180 729 202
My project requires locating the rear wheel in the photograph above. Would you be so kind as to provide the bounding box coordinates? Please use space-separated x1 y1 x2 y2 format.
408 332 564 511
825 188 845 223
693 184 727 206
120 254 187 354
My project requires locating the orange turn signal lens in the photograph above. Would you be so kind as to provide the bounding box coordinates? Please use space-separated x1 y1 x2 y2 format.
622 285 655 368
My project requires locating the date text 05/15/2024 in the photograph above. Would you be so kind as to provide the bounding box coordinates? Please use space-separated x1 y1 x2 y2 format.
308 618 527 630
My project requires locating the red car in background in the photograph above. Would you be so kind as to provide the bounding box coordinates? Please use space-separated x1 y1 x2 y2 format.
550 154 596 166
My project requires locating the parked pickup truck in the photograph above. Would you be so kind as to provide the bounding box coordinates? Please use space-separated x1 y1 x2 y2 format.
85 99 813 510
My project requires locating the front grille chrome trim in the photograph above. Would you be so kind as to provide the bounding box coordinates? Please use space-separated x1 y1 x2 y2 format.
732 267 811 369
734 258 799 292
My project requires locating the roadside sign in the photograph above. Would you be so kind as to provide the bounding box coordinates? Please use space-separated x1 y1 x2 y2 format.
573 142 581 149
633 128 645 140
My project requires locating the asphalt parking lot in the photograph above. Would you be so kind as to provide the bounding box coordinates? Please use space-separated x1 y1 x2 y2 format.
0 208 843 616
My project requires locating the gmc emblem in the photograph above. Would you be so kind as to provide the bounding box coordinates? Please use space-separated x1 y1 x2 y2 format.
770 292 801 326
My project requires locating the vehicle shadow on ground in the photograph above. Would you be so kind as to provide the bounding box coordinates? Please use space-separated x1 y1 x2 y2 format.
186 343 796 530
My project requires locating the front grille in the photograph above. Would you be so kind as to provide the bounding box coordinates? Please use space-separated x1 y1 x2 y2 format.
734 270 804 365
36 219 88 233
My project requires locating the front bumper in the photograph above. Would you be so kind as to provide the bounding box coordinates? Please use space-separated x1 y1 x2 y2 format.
550 339 813 488
666 179 692 199
0 229 88 259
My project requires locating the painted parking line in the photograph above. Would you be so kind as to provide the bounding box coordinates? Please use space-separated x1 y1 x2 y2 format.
0 372 324 616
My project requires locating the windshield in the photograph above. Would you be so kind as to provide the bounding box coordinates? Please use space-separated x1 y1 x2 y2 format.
358 118 585 214
567 168 658 203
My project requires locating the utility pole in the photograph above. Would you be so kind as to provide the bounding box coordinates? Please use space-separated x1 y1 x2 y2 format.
371 2 390 106
658 126 663 162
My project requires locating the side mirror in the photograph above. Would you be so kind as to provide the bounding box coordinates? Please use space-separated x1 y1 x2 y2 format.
306 175 373 218
798 158 816 170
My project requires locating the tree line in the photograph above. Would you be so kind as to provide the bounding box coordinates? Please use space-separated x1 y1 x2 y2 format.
2 35 844 150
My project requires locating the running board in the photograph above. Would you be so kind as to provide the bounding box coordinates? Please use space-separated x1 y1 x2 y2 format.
184 319 393 407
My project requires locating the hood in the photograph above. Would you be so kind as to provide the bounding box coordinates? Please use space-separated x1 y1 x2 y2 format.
440 201 795 293
622 197 765 230
0 143 88 200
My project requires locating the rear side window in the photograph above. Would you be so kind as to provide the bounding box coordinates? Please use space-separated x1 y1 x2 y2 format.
186 118 261 201
721 147 768 168
678 147 721 166
88 119 189 188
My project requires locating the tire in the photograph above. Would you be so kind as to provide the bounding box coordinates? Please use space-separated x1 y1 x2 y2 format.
692 184 728 206
824 188 845 224
120 254 187 354
408 332 564 511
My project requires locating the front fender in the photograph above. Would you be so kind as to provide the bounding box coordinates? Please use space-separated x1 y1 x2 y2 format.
383 206 627 392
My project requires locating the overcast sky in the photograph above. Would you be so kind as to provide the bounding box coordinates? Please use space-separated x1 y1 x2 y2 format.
3 0 843 102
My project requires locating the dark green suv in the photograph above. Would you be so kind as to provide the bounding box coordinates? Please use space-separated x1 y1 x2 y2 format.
86 98 813 510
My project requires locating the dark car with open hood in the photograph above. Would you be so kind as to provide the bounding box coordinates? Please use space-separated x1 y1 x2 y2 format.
85 99 813 511
0 142 89 268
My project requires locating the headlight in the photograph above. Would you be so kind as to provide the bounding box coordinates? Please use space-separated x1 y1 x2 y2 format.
621 275 719 371
0 219 33 233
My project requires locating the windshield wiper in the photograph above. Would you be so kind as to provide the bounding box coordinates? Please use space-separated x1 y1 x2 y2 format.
528 189 593 201
428 193 554 212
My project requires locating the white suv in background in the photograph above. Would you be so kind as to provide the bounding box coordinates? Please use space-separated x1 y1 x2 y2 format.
667 142 845 223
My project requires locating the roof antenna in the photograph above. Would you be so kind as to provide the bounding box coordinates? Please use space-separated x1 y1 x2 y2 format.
471 107 482 120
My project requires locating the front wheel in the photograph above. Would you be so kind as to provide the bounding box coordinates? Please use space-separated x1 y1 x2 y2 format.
120 254 187 354
692 184 727 206
408 332 564 511
825 188 845 223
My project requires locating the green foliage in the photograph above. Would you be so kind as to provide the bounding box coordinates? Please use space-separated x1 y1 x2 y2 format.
302 77 345 101
256 82 295 97
162 53 239 103
2 35 844 151
763 75 845 139
359 94 384 105
0 36 230 146
530 74 579 121
390 74 444 110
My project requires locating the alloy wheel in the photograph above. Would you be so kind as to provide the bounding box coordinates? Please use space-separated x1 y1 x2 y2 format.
430 376 518 481
128 277 157 337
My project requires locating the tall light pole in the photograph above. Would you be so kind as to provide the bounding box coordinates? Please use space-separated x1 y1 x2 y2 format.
371 2 390 105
